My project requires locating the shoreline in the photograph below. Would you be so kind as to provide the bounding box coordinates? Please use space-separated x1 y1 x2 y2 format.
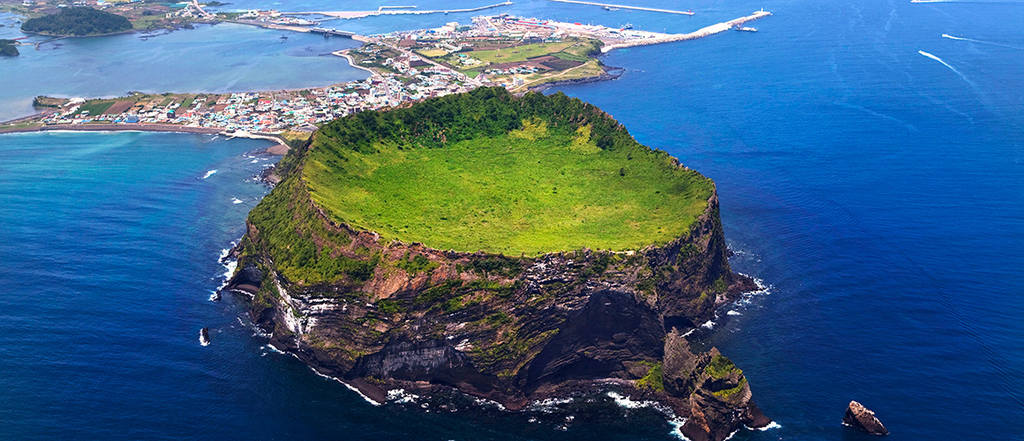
0 123 291 155
0 123 222 135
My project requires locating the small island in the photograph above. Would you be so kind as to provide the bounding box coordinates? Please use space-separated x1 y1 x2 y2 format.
0 38 17 57
20 6 131 37
226 87 770 441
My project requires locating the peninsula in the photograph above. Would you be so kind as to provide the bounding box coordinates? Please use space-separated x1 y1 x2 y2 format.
225 87 770 441
20 6 131 37
1 12 771 134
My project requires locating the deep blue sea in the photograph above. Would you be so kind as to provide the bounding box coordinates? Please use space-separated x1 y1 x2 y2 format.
1 0 1022 440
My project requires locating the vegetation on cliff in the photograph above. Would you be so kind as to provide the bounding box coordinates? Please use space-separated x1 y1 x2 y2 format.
300 87 714 256
232 88 766 440
21 7 132 37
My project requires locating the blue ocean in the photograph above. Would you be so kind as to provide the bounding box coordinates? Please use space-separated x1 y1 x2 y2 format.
1 0 1022 439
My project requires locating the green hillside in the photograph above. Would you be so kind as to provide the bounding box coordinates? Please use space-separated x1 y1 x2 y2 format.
281 88 714 256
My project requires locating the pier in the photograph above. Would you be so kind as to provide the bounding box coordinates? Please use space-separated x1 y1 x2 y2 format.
284 1 512 20
549 0 695 15
600 10 771 52
311 27 356 37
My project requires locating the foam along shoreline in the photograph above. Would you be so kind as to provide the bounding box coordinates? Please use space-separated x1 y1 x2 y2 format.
600 10 772 53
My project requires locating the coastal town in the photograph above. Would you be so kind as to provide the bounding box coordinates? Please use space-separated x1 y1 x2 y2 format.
0 3 771 139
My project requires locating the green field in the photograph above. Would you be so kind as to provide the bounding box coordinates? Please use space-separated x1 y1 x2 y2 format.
77 100 115 116
441 39 601 68
467 41 573 64
300 90 713 256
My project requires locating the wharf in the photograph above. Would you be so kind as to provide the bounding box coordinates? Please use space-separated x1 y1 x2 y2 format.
601 10 771 52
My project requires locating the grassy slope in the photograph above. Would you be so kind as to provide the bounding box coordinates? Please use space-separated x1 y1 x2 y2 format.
303 114 712 255
468 41 574 64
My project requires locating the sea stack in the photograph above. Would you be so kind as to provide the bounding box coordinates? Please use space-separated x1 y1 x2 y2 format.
199 327 211 346
843 400 888 436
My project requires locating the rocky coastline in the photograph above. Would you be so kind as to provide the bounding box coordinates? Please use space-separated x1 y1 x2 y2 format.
221 89 771 440
225 176 768 440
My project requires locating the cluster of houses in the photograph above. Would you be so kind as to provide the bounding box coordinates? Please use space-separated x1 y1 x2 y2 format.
39 51 473 133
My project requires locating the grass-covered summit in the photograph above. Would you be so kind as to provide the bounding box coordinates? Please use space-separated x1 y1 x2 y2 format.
299 88 713 256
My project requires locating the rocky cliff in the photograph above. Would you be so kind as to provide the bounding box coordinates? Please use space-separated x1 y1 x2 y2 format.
225 88 769 440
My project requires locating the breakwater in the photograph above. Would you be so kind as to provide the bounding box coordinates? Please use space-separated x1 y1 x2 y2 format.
549 0 695 15
601 10 771 52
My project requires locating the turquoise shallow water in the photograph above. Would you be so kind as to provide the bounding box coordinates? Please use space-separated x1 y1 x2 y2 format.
0 20 365 121
1 0 1023 439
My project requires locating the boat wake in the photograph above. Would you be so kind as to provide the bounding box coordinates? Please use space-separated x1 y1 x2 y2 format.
942 33 1024 50
918 50 978 89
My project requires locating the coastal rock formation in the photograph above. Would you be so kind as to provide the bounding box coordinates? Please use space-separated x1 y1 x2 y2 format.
225 88 766 440
199 327 211 346
843 400 889 436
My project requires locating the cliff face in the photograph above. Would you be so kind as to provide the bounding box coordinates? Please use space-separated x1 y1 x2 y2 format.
225 88 768 440
227 177 765 441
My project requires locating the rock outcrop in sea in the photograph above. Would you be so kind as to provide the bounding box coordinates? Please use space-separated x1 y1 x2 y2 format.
843 400 889 436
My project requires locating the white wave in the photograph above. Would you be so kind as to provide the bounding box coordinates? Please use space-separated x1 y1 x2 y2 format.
700 319 715 329
472 397 507 410
747 421 782 431
211 245 238 300
266 344 383 406
723 429 741 441
386 388 419 404
529 397 574 413
606 391 660 410
918 50 978 89
231 197 244 204
668 417 691 441
202 169 218 179
727 310 742 316
250 159 260 163
199 329 210 347
942 33 1024 50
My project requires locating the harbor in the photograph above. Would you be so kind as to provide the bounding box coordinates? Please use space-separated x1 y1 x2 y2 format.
599 9 772 52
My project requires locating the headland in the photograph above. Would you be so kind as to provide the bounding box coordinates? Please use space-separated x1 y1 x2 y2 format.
225 88 769 441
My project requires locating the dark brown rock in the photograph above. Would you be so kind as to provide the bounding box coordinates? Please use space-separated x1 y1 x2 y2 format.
843 400 889 436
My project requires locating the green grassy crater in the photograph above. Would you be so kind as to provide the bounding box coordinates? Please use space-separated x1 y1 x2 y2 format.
300 88 714 256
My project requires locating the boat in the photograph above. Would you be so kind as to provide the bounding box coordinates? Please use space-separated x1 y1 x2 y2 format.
733 26 757 32
621 23 633 29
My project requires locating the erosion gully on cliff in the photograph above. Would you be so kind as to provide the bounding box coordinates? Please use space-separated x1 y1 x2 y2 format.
223 87 770 441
